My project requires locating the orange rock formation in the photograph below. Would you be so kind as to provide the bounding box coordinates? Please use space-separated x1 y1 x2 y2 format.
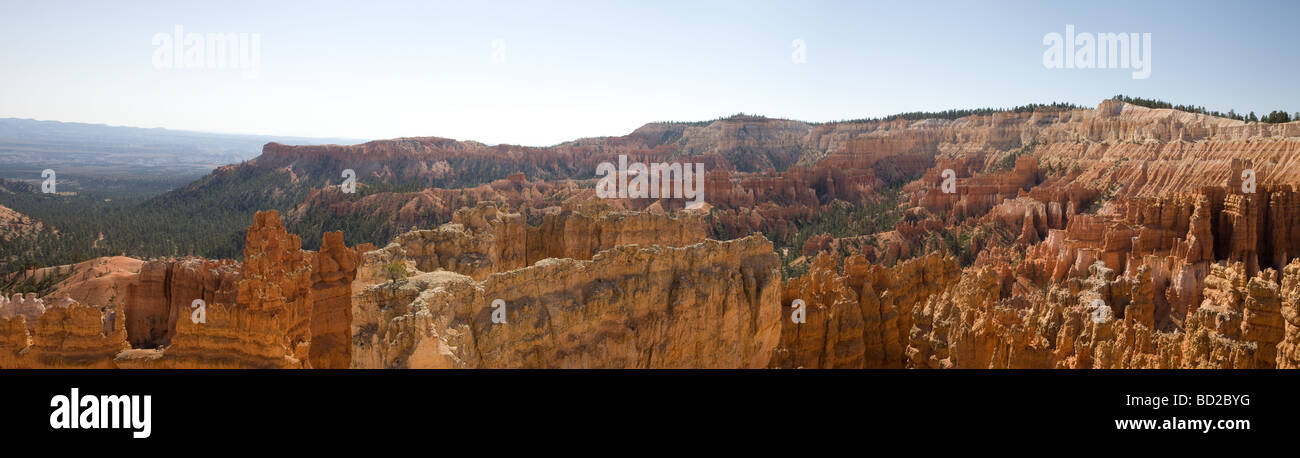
5 99 1300 369
2 211 362 368
351 235 781 368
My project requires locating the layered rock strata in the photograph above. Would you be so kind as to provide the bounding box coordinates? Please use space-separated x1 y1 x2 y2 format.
351 235 781 368
366 200 707 280
0 297 127 368
906 260 1295 368
309 231 361 368
770 252 960 368
2 211 362 369
123 257 239 348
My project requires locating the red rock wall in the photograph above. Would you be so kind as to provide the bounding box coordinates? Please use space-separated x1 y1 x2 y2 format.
123 258 239 348
308 231 360 368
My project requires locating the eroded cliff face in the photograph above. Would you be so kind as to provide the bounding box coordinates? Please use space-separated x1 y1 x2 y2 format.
905 259 1295 369
803 101 1300 370
123 257 239 348
126 212 363 368
770 252 960 368
1 211 363 369
363 200 707 281
239 211 315 361
309 231 361 369
0 296 127 369
5 99 1300 369
257 100 1300 257
1278 261 1300 368
351 235 781 368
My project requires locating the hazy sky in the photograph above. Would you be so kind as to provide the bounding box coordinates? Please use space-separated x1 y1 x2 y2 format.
1 0 1297 146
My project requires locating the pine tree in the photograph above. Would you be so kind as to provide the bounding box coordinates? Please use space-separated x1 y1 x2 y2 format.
1262 111 1291 123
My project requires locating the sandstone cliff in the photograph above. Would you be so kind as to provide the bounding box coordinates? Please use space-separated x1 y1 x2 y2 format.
904 260 1295 369
771 252 959 368
351 235 781 368
1 211 362 369
309 231 361 369
7 98 1300 370
123 257 239 348
0 296 127 368
127 211 361 368
363 200 707 281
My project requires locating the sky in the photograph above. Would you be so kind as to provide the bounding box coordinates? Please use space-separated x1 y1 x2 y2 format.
1 0 1297 146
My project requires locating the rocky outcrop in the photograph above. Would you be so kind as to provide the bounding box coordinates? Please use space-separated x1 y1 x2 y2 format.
118 301 300 369
308 231 360 369
237 210 314 360
27 300 129 368
8 99 1300 370
906 260 1294 369
352 235 782 368
1 210 366 369
0 312 29 368
284 174 586 233
0 293 46 327
367 200 707 280
123 257 239 348
1002 174 1300 332
128 211 311 368
770 252 960 368
1278 260 1300 368
244 100 1298 266
917 154 1041 221
0 298 127 368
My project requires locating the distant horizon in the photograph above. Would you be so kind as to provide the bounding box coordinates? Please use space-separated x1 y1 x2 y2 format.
4 1 1298 146
0 116 369 144
5 93 1296 149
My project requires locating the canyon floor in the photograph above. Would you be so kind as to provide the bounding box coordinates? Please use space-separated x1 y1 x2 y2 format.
3 98 1300 369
